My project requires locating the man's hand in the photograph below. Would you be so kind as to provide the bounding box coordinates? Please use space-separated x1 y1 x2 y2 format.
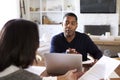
66 48 79 54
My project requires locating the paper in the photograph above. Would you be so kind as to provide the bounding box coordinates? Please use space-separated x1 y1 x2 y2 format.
78 56 120 80
82 60 94 64
25 66 46 76
109 71 120 78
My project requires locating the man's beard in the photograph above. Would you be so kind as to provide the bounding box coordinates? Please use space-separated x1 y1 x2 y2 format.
65 30 74 38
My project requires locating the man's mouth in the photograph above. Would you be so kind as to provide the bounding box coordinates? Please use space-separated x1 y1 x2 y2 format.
66 30 71 33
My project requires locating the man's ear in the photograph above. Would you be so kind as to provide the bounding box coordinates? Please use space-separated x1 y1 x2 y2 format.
75 23 78 29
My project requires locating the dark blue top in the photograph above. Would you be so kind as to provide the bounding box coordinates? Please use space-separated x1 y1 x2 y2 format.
50 31 103 61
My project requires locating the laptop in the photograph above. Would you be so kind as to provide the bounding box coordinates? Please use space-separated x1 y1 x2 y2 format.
43 53 82 76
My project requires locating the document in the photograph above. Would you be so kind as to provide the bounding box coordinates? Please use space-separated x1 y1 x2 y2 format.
78 56 120 80
25 66 46 75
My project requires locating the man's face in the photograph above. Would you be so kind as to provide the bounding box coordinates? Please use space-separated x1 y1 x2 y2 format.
62 16 78 38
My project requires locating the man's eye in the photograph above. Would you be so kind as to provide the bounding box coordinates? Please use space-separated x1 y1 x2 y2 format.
71 22 76 25
65 22 69 25
65 22 76 26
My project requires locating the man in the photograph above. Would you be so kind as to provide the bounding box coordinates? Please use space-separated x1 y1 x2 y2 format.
50 13 103 61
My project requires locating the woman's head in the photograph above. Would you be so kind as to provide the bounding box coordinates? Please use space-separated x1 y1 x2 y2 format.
0 19 39 71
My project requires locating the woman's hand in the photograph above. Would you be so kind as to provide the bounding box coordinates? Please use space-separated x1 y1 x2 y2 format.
57 69 84 80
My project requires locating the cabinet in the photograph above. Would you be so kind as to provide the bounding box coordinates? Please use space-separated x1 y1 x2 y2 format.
25 0 76 25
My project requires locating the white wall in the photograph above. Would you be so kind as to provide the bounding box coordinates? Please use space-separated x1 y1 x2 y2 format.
75 0 119 36
0 0 20 30
40 0 119 37
117 0 120 24
77 14 119 36
39 25 63 41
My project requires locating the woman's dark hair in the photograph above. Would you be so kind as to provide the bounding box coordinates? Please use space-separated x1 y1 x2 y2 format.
63 13 78 21
0 19 39 71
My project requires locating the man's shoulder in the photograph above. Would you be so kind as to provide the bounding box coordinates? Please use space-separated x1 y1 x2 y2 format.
76 31 88 37
52 32 64 38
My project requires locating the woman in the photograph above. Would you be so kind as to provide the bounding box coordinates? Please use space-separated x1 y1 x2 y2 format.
0 19 82 80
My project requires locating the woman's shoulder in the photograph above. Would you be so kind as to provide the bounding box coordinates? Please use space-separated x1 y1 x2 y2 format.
0 69 42 80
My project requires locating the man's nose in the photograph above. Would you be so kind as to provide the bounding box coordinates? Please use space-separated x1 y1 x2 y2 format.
67 23 72 28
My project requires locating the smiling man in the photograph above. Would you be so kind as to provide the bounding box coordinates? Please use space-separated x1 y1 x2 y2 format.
50 12 103 61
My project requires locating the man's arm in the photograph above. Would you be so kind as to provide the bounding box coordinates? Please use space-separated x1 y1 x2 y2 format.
50 36 61 53
86 35 103 60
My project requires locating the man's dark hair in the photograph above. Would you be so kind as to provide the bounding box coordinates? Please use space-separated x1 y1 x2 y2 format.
63 13 77 21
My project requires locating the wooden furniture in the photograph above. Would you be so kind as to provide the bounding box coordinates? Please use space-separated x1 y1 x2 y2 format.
93 40 120 46
90 36 120 57
33 58 120 80
112 65 120 80
23 0 78 39
94 40 120 57
24 0 76 25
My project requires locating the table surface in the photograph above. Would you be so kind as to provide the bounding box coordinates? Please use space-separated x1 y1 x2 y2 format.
33 58 120 80
93 40 120 46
